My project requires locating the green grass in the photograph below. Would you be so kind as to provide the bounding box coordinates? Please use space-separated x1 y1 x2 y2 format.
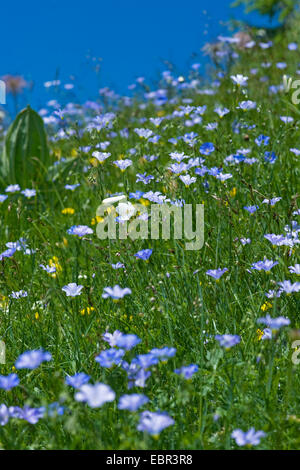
0 13 299 450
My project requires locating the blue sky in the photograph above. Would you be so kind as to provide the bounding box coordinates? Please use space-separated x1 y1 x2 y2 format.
1 0 270 109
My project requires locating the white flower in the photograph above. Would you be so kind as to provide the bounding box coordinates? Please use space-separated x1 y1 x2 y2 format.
230 74 248 86
116 202 136 221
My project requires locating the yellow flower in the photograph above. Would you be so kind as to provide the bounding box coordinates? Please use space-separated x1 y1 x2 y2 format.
71 148 78 157
63 237 68 247
91 215 104 225
61 207 75 215
261 301 272 312
140 198 150 206
256 329 264 341
230 187 237 197
80 306 95 316
48 256 62 277
90 157 99 167
54 148 62 158
0 295 8 309
35 312 39 320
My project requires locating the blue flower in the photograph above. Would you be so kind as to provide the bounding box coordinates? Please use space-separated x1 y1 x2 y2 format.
280 116 294 124
264 151 277 164
62 283 84 297
47 402 65 417
21 189 36 198
40 264 56 274
251 259 278 272
289 264 300 275
111 262 125 269
134 249 153 261
262 197 281 206
122 360 152 388
113 159 132 171
255 135 270 146
174 365 198 379
95 348 125 367
5 184 20 193
244 205 259 214
115 334 141 350
134 128 153 139
215 334 241 349
264 234 285 246
136 353 159 369
237 100 256 111
118 394 149 411
129 191 144 200
214 107 230 118
15 349 52 370
102 285 132 299
0 247 17 261
10 290 28 299
15 406 45 424
257 314 290 330
0 374 19 391
0 404 9 426
75 383 115 408
206 268 228 280
150 347 176 361
0 195 8 203
92 151 111 163
136 173 154 184
231 428 266 446
65 372 90 389
67 225 93 237
103 330 123 347
137 411 174 435
179 174 197 186
65 184 80 190
199 142 215 155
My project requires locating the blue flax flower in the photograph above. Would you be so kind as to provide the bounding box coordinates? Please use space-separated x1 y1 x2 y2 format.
215 334 241 349
102 285 132 299
134 249 153 261
115 334 141 350
257 314 290 330
118 394 149 411
0 404 9 426
67 225 93 237
206 268 228 280
200 142 215 155
137 411 174 435
251 259 278 272
231 428 266 447
62 283 84 297
75 383 115 408
150 347 176 361
0 374 19 391
244 205 259 214
65 372 90 389
95 348 125 367
174 365 198 379
15 349 52 370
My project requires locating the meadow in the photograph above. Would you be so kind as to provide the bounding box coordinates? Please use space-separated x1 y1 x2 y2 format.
0 5 299 450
